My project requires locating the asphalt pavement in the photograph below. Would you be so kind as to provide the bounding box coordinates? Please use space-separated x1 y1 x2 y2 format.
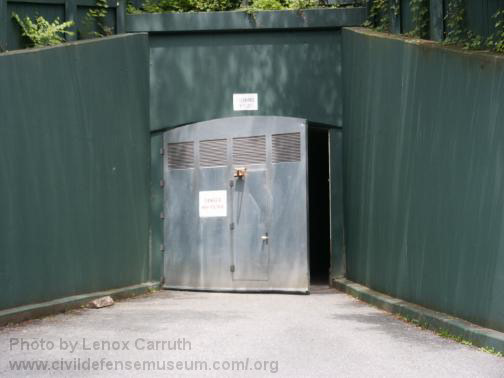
1 286 503 377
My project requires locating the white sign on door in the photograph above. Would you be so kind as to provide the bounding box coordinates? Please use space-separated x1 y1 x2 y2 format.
199 190 227 218
233 93 258 111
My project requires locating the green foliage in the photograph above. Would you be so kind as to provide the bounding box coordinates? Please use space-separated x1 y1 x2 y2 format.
141 0 193 12
363 0 390 32
438 330 503 357
249 0 285 11
463 30 483 50
444 0 483 50
479 346 504 357
88 0 109 19
132 0 341 13
12 13 74 48
391 0 400 18
408 0 429 39
361 0 503 55
138 0 241 13
127 2 144 14
287 0 320 10
397 315 503 358
248 0 325 12
82 0 114 39
444 1 503 53
444 0 466 44
487 9 504 53
193 0 242 11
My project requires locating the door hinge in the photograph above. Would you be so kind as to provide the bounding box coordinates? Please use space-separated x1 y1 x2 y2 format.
160 212 165 219
230 265 235 273
229 222 235 230
160 147 164 156
160 243 165 252
160 179 165 188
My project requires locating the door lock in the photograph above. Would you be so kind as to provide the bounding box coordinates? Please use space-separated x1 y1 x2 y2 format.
234 167 247 179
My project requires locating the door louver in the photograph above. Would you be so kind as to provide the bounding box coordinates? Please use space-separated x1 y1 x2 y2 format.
166 142 194 169
200 139 227 167
232 135 266 165
272 132 301 163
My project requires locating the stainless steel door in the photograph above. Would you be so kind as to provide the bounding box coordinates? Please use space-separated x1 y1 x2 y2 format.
163 116 308 292
232 169 270 281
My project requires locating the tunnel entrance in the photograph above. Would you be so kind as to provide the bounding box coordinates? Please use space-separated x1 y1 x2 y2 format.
161 117 339 293
308 127 331 286
162 116 310 292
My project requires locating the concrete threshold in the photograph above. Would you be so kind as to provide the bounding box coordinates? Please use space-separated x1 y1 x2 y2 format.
0 282 160 327
332 278 504 354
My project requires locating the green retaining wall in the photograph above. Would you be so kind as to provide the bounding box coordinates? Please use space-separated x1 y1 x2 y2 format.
0 34 151 311
342 27 504 332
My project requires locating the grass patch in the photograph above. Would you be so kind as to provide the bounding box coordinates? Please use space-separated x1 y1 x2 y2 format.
395 314 503 358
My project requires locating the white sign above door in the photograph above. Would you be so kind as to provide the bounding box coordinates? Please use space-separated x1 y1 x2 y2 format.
233 93 258 111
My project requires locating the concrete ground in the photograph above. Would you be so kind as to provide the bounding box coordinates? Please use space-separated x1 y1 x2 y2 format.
1 286 503 377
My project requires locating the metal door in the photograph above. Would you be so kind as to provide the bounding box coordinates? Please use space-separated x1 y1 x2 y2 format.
232 168 270 281
163 116 308 292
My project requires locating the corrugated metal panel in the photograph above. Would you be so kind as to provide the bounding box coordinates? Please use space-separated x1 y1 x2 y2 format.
0 34 150 311
342 28 504 333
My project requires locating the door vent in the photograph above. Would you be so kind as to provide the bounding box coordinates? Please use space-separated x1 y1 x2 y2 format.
233 135 266 165
200 139 227 167
272 132 301 163
166 142 194 169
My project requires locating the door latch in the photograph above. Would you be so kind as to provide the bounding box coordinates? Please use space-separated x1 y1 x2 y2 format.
234 167 247 179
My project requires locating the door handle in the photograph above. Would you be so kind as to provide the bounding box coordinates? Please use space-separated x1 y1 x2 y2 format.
261 233 269 241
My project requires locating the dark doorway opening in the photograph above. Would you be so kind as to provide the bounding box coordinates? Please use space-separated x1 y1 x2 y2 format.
308 126 331 286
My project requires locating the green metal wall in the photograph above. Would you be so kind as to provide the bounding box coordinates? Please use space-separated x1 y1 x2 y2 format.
0 34 151 311
342 28 504 332
330 128 346 280
149 133 164 282
148 30 342 130
126 8 367 131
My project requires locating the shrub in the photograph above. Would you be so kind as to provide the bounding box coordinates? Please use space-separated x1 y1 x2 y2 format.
12 13 74 47
249 0 284 11
140 0 241 13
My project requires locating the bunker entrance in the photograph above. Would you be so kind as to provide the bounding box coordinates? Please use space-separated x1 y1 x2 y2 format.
308 127 331 286
162 116 337 293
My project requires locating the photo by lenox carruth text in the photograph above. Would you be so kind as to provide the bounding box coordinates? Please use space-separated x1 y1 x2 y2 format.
10 337 192 353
